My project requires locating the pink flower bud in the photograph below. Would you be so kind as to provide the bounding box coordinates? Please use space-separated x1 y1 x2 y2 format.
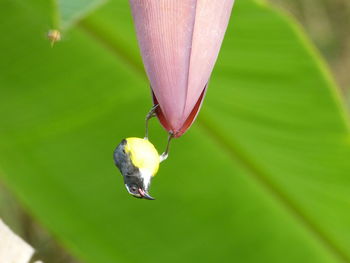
129 0 234 137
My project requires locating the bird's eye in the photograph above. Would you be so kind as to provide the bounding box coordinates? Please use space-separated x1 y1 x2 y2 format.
130 185 138 193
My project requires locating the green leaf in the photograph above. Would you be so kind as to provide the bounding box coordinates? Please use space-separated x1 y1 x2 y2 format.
1 0 350 263
54 0 106 30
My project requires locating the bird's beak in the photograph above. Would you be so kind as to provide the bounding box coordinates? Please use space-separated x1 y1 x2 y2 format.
138 188 155 200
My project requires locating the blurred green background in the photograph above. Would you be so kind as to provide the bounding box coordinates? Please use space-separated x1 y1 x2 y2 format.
1 0 350 263
272 0 350 99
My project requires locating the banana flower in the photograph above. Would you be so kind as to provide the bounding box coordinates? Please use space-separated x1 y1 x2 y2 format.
129 0 234 137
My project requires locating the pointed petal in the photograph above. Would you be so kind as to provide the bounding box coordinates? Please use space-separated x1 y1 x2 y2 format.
129 0 197 131
129 0 234 136
184 0 234 119
153 84 208 138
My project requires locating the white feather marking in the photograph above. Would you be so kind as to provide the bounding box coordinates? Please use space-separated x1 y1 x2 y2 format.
140 168 153 189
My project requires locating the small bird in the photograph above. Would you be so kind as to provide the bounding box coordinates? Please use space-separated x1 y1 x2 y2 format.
114 137 161 200
114 105 173 200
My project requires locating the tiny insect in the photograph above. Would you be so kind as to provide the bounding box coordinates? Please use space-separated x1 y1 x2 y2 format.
47 29 61 47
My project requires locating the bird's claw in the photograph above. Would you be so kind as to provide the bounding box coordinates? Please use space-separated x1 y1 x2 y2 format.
159 152 168 162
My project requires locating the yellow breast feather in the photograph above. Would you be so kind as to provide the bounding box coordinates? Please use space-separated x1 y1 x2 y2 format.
125 137 160 176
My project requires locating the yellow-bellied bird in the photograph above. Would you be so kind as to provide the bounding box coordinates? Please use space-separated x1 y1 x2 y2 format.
114 137 161 200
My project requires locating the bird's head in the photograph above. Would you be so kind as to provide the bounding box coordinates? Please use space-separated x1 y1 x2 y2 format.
123 173 154 200
114 138 160 200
